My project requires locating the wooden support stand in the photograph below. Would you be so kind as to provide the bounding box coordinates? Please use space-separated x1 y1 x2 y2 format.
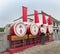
7 34 54 54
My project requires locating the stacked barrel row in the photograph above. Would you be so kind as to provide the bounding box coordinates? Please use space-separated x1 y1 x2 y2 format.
8 22 39 40
8 21 53 43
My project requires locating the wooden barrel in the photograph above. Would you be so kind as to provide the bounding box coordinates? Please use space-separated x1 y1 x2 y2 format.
48 25 53 33
27 24 39 35
10 22 27 37
44 24 47 33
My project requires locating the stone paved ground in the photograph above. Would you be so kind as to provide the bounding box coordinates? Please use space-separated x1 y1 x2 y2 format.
0 41 60 54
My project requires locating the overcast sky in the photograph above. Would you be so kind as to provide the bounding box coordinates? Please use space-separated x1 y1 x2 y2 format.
0 0 60 27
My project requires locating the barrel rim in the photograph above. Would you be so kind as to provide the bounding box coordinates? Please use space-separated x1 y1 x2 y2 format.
30 24 39 35
14 22 27 37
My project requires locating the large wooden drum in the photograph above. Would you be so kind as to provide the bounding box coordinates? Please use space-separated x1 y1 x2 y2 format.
10 22 27 37
27 24 39 35
48 25 53 33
